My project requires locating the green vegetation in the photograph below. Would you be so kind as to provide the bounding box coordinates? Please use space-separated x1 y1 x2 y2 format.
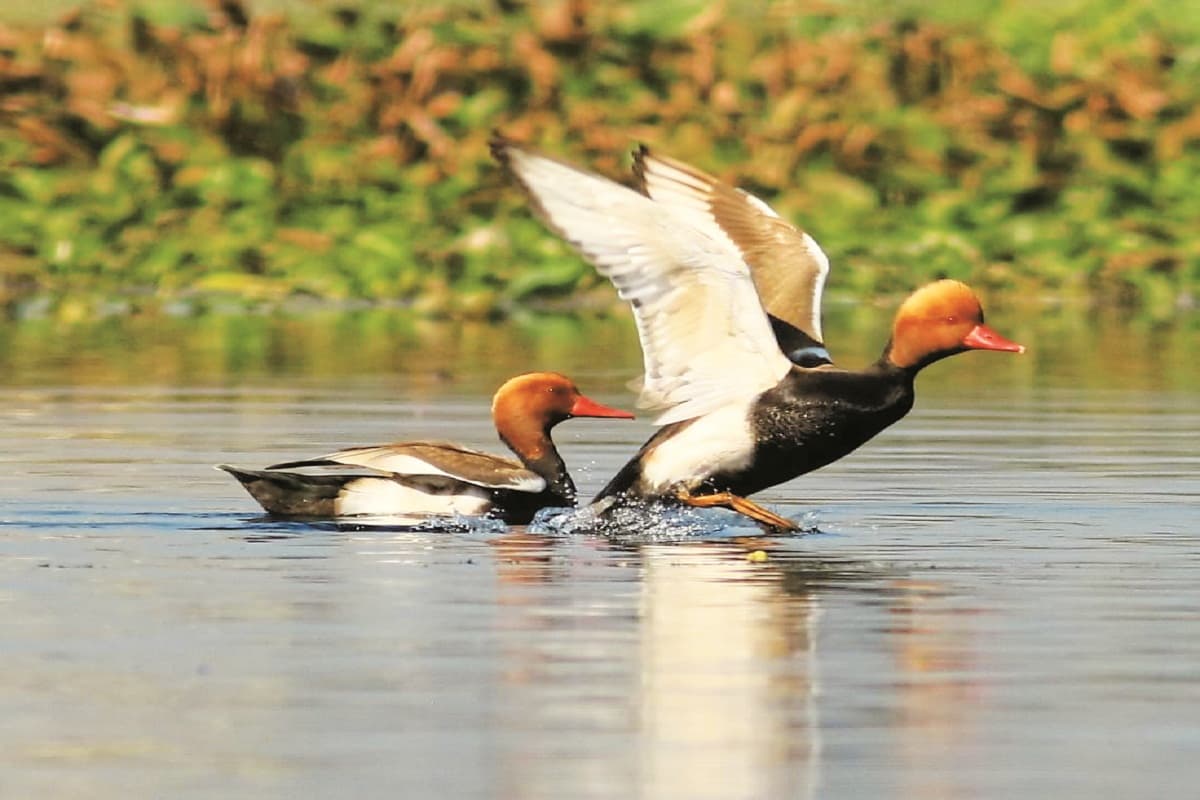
0 0 1197 321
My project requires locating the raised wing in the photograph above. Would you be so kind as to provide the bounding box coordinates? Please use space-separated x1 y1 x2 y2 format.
492 137 792 426
633 148 832 366
270 441 545 493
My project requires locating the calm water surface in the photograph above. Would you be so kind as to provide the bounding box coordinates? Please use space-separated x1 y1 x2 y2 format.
1 309 1198 798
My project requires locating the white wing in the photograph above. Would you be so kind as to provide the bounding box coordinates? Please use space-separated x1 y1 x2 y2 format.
634 149 830 351
495 140 792 425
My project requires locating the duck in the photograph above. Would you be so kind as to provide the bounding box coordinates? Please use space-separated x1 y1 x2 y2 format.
219 372 634 524
491 136 1025 530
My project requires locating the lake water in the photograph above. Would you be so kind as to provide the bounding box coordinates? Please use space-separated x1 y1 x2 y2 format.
2 305 1198 798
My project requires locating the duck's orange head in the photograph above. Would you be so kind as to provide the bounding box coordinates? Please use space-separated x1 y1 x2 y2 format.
492 372 634 457
886 280 1024 370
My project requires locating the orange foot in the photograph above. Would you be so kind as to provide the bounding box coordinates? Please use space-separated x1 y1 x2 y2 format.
675 488 798 532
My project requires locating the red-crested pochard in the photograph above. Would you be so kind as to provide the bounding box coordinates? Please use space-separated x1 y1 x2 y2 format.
220 372 633 523
492 137 1024 530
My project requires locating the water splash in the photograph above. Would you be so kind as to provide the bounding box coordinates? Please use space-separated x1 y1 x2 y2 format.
528 497 819 541
331 512 509 534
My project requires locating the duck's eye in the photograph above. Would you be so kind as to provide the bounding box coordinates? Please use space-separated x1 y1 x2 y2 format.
946 315 958 324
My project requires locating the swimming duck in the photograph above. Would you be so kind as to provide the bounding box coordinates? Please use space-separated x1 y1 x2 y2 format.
491 137 1024 530
219 372 634 523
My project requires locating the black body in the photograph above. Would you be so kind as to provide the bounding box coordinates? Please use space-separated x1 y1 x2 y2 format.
596 360 916 501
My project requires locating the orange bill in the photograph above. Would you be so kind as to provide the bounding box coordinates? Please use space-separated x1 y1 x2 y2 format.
962 324 1025 353
570 395 635 419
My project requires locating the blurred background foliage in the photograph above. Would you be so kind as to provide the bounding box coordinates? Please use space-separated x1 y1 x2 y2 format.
1 0 1198 323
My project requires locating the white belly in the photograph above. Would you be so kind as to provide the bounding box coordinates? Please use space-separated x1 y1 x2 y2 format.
335 477 493 517
639 404 756 494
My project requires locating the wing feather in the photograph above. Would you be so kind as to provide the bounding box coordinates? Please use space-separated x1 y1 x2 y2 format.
493 138 791 426
271 441 546 493
633 148 831 363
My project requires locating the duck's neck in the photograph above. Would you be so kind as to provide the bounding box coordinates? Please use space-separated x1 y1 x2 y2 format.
499 421 577 504
880 337 953 374
524 449 576 505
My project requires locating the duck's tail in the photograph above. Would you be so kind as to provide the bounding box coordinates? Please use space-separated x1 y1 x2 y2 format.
216 465 342 517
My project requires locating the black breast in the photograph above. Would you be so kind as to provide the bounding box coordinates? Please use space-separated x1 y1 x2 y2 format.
715 364 915 496
492 486 573 524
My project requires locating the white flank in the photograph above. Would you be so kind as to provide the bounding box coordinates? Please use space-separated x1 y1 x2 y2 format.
638 404 757 494
335 478 492 517
503 146 792 426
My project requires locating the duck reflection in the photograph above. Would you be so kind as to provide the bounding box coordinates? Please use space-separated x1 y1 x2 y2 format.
489 530 563 588
887 578 984 800
637 541 820 799
488 531 985 800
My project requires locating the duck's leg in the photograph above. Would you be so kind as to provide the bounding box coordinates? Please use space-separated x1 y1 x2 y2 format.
675 488 798 531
